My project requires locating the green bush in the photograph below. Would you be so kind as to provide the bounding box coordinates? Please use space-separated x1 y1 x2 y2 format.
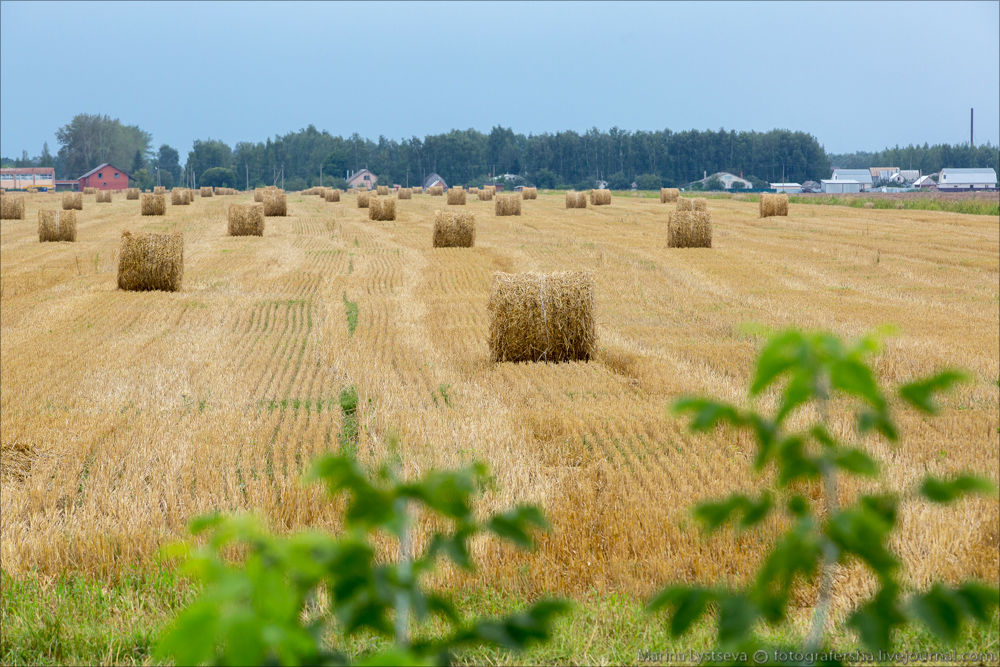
200 167 238 189
635 173 662 191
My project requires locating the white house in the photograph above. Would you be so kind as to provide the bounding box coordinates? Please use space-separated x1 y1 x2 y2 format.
770 183 803 194
912 174 937 188
347 169 376 190
831 169 874 191
822 179 862 194
937 168 997 190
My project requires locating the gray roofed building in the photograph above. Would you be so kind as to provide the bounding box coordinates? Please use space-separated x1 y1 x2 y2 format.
423 172 447 189
831 169 874 190
937 168 997 190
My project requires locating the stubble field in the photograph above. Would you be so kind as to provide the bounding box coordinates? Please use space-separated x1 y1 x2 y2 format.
1 189 997 623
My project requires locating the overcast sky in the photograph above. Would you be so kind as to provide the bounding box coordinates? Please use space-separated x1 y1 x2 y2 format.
2 0 998 162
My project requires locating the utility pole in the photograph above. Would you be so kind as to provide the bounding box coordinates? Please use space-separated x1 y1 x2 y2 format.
246 162 249 191
970 108 974 148
320 163 323 187
281 164 284 190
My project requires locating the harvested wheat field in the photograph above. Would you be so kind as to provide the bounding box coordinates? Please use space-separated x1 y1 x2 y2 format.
1 191 997 620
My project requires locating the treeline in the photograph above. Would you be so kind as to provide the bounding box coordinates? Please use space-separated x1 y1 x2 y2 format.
828 142 999 176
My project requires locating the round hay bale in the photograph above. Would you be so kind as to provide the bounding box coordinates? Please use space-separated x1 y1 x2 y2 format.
126 188 140 200
153 186 166 195
38 209 77 242
495 193 521 216
692 197 707 211
263 191 287 216
433 210 475 247
412 187 423 194
447 187 467 205
660 188 679 203
200 187 214 197
428 186 444 196
357 189 371 208
488 271 596 363
676 197 694 211
397 188 412 200
83 187 97 195
170 189 191 205
62 192 83 210
668 211 712 248
325 188 342 202
254 188 265 202
368 196 396 221
376 185 389 196
96 190 112 203
478 188 494 201
521 187 537 200
1 195 26 220
565 191 587 209
590 189 611 206
759 193 788 217
228 203 265 236
117 230 183 292
140 193 167 216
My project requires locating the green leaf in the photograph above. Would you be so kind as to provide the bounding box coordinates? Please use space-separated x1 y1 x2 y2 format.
717 593 758 644
487 505 547 549
857 408 898 441
826 498 899 577
357 647 433 666
847 581 905 652
898 370 968 414
786 495 810 517
908 583 965 643
955 582 1000 623
775 436 821 486
833 448 879 477
647 586 717 637
155 600 219 665
458 599 571 651
672 398 746 432
750 330 806 396
831 357 885 409
920 474 997 503
694 493 772 533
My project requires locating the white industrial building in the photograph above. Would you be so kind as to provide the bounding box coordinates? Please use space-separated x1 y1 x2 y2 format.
937 168 997 190
821 179 862 194
831 169 874 191
770 183 802 193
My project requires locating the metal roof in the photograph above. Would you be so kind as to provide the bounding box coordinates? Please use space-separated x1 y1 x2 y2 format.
821 179 861 184
77 162 131 180
832 169 873 184
770 183 802 187
939 168 997 184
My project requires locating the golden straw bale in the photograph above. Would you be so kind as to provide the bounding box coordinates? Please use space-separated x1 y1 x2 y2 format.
357 189 371 208
485 185 496 194
368 196 396 221
376 185 389 196
433 210 475 247
590 189 611 205
83 187 97 195
228 203 265 236
38 210 77 242
397 188 412 200
140 193 167 216
660 188 679 203
254 188 265 202
759 193 789 217
126 188 140 200
1 195 26 220
412 186 423 194
170 189 191 205
478 188 494 201
495 193 521 216
117 230 183 292
668 211 713 248
488 271 596 363
565 191 587 209
521 187 537 200
200 187 214 197
153 186 166 195
262 191 287 216
692 197 707 211
96 190 112 203
447 187 467 205
676 197 694 211
62 192 83 210
325 189 341 202
429 186 444 196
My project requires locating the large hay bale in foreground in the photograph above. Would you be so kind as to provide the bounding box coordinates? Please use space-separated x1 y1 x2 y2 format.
428 186 444 196
38 210 77 242
96 190 112 203
676 197 693 211
126 188 140 200
200 187 214 197
660 188 679 203
325 188 341 202
590 189 611 205
228 203 265 236
692 197 707 211
263 191 287 216
1 195 26 220
488 271 596 363
447 187 467 205
668 211 712 248
521 187 537 200
368 196 396 221
376 185 389 196
117 230 183 291
357 189 371 208
141 193 167 216
495 193 521 216
760 193 788 217
433 210 475 247
153 186 166 195
565 191 587 208
171 189 190 205
397 188 412 200
478 188 494 201
62 192 83 210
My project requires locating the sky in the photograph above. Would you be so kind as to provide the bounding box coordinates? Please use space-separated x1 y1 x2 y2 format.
2 0 998 162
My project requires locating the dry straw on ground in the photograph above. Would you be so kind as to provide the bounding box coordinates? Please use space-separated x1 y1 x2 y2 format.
62 192 83 210
153 186 166 195
368 196 397 221
117 230 183 292
447 188 467 205
263 191 287 216
590 189 611 205
200 187 214 197
397 188 412 200
1 195 26 220
429 186 444 196
565 191 587 209
759 193 789 217
126 188 140 200
522 187 537 200
376 185 389 196
433 210 475 247
668 211 713 248
83 187 97 195
96 190 112 203
495 193 522 216
38 210 78 242
357 189 371 208
488 271 596 363
141 194 167 216
660 188 679 203
325 189 341 202
170 189 190 205
228 203 265 236
478 188 494 201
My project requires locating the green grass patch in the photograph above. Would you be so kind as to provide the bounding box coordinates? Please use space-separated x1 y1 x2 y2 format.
342 293 358 336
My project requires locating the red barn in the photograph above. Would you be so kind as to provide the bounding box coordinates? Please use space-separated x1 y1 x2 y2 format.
78 163 131 191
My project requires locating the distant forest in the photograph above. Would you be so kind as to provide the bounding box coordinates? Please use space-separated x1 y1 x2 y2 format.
3 113 998 191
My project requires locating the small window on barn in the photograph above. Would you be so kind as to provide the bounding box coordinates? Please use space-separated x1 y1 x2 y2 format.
114 173 119 179
98 173 103 179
